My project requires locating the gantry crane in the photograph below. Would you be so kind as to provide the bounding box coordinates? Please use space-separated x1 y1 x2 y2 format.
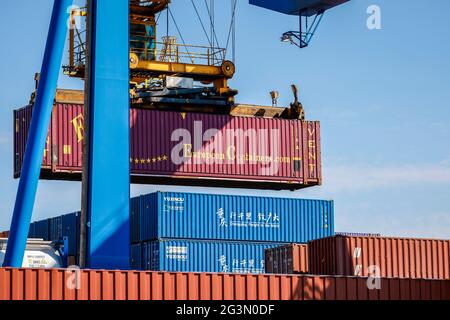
65 0 237 109
3 0 350 269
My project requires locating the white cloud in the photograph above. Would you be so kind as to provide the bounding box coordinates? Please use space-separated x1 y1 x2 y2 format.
322 163 450 193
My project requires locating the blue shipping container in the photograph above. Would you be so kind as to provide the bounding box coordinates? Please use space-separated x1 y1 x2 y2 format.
130 197 141 244
138 239 283 274
49 216 63 241
62 212 80 256
32 213 80 256
141 240 281 274
28 222 36 238
136 192 334 243
34 219 50 241
131 243 142 270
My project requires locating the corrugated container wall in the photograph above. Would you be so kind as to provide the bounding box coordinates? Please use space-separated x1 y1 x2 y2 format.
130 197 141 244
138 240 283 274
0 231 9 238
1 268 449 301
62 212 80 256
14 104 322 190
49 216 63 242
131 243 142 270
309 236 450 280
134 191 334 243
29 213 80 256
266 244 309 274
34 220 49 241
27 223 36 238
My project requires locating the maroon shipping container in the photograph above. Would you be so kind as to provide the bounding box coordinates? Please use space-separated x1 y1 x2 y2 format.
0 231 9 238
266 244 309 274
309 235 450 280
14 104 322 190
1 268 449 301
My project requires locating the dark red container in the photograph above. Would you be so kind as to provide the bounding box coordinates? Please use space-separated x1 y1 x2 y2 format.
14 104 322 190
0 231 9 238
0 268 449 300
309 236 450 280
266 244 309 274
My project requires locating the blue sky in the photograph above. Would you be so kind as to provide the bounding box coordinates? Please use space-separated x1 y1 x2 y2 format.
0 0 449 238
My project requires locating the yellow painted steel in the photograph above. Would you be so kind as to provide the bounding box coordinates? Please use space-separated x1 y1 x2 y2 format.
65 0 234 93
134 60 224 78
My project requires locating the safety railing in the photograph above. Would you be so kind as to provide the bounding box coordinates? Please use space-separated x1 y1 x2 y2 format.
131 37 226 66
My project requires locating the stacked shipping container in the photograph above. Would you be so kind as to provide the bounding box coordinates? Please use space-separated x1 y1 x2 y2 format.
265 244 309 274
1 268 449 301
14 104 322 190
309 235 450 279
27 212 80 258
265 235 450 280
132 192 333 243
26 192 334 273
130 191 334 273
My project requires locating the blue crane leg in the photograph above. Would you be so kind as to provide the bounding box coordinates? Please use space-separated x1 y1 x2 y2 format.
85 0 130 269
3 0 72 268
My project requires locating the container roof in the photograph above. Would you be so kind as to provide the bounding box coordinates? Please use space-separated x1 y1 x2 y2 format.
250 0 350 17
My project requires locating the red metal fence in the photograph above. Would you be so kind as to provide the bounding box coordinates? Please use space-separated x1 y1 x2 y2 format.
0 268 449 300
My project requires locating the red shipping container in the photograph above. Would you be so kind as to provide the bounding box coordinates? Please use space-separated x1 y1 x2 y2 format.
309 235 450 280
14 104 322 190
0 268 449 301
0 231 9 238
266 244 309 274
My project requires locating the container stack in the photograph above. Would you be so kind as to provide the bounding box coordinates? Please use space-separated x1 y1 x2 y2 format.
265 235 450 280
13 90 332 273
130 191 334 273
27 212 80 260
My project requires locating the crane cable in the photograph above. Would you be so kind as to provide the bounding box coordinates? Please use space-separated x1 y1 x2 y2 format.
190 0 214 49
168 7 195 64
203 0 221 54
225 0 237 63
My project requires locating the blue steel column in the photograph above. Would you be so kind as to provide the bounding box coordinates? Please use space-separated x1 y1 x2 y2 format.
3 0 72 267
84 0 130 269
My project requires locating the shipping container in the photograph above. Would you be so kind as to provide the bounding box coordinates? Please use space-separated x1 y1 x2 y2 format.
31 213 80 256
34 220 50 241
49 216 63 242
62 212 80 257
266 244 309 274
134 191 333 243
130 197 141 244
309 235 450 280
0 231 9 238
28 223 35 238
14 104 322 190
1 268 449 301
131 243 142 270
138 239 283 274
